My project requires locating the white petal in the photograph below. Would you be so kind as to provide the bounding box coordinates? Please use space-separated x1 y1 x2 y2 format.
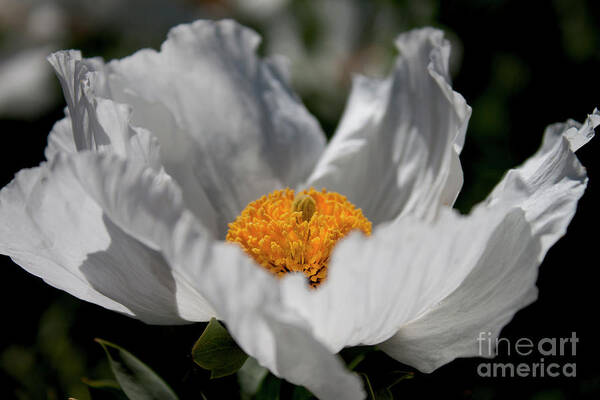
0 167 125 315
173 239 365 400
0 153 213 324
47 50 102 152
283 109 597 370
45 113 76 160
378 208 537 372
486 109 599 256
66 152 364 399
379 110 598 372
47 51 163 171
306 28 471 224
104 19 326 237
57 151 218 322
280 205 522 353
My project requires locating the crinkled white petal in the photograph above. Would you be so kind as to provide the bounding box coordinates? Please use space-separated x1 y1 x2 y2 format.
101 19 326 237
45 112 76 160
306 28 471 224
379 109 598 372
485 109 599 255
62 151 364 399
191 243 365 400
379 208 538 372
0 152 215 324
280 203 526 352
47 50 106 152
0 166 125 316
283 109 597 373
0 168 170 323
58 151 218 322
47 51 165 169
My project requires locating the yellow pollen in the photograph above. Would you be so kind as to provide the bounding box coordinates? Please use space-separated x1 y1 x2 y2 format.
226 188 372 287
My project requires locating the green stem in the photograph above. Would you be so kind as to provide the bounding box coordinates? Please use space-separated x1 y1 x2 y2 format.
347 353 367 371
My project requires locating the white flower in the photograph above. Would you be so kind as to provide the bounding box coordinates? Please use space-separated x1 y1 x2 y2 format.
0 19 597 399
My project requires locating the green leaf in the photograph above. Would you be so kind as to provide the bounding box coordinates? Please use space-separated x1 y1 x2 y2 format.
95 338 179 400
254 373 281 400
192 318 248 379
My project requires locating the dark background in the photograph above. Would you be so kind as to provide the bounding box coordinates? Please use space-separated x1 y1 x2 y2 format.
1 0 598 399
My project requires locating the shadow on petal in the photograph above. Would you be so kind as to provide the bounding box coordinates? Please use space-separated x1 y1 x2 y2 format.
80 215 186 325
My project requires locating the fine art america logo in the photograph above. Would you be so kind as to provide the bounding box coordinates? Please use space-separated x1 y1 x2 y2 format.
476 332 578 378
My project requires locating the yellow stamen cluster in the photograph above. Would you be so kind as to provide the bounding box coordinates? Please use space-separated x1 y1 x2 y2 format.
226 188 371 287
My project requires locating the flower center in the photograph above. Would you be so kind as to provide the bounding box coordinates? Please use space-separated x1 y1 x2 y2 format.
226 188 372 287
